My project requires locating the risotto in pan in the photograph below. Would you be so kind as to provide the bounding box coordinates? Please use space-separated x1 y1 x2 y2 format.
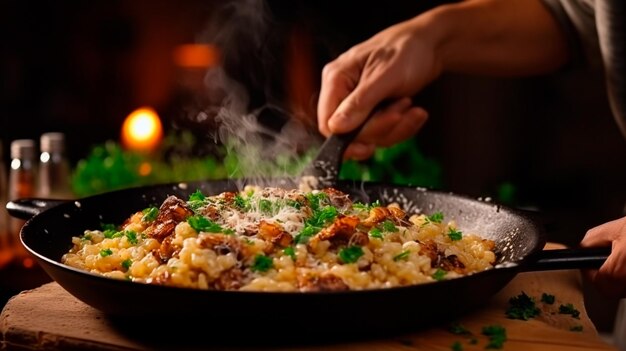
62 186 497 292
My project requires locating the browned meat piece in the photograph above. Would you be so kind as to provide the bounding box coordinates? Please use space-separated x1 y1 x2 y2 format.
308 215 366 249
144 196 194 242
439 254 466 274
219 191 237 205
213 267 245 290
198 233 250 260
387 205 406 221
258 220 293 247
297 272 349 292
316 215 359 241
155 235 179 263
350 231 370 246
198 205 220 220
419 239 439 265
321 188 352 208
361 207 392 227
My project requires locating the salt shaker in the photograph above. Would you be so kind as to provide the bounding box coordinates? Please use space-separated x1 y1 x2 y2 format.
8 139 37 261
38 132 72 199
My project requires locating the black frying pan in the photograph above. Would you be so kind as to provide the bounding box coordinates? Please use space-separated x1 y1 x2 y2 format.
6 177 610 342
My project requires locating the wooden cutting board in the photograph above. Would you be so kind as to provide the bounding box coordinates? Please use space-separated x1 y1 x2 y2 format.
0 244 618 351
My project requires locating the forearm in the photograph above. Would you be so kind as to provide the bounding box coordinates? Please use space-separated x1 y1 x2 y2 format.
421 0 570 77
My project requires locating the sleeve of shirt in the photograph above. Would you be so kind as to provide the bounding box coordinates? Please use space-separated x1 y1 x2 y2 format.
540 0 602 70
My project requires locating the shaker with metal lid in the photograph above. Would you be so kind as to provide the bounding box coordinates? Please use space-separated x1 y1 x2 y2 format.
38 132 72 199
8 139 37 262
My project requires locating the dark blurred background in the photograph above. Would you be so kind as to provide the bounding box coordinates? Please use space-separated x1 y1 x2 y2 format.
1 0 625 331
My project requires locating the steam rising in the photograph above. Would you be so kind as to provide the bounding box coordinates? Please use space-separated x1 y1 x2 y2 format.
192 0 322 185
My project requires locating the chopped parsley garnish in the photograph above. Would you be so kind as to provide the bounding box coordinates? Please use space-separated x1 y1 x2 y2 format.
234 194 251 211
393 250 410 261
451 341 463 351
188 190 206 210
382 220 398 232
570 325 583 332
283 246 296 260
541 293 555 304
482 325 506 349
294 205 338 244
448 228 463 241
101 223 117 238
100 248 113 257
353 200 381 211
558 303 580 319
258 199 274 215
448 322 471 336
427 212 444 223
187 215 224 233
141 207 159 222
121 259 132 270
305 192 328 212
82 233 92 241
369 227 383 239
338 246 364 264
124 230 138 244
285 199 301 209
222 228 235 235
432 268 447 281
505 291 540 320
251 254 273 272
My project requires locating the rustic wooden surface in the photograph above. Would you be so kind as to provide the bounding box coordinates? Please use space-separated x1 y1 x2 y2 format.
0 244 618 351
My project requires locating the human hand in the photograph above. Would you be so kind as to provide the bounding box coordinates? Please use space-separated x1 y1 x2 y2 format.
317 16 440 160
580 216 626 298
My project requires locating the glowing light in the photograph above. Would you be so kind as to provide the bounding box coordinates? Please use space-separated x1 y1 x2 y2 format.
121 107 163 153
173 44 220 69
138 161 152 176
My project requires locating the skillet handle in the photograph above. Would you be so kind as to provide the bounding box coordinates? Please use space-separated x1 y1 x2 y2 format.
522 247 611 272
6 198 70 220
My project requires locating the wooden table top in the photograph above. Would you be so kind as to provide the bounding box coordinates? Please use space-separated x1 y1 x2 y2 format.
0 244 618 351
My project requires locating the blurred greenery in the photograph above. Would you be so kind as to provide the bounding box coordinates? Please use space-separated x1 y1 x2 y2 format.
71 131 443 197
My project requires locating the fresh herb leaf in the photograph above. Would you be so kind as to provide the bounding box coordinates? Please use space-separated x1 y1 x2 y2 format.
451 341 463 351
100 248 113 257
121 259 132 270
427 212 444 223
382 220 398 232
187 215 223 233
558 303 580 319
448 228 463 241
393 250 410 261
283 246 296 260
125 230 138 244
141 206 159 222
506 292 540 320
258 199 274 215
541 293 555 304
234 194 250 211
448 322 471 336
338 246 364 264
82 233 92 241
305 192 328 211
369 227 383 239
285 199 301 209
222 228 235 235
188 190 206 209
432 268 447 281
570 325 583 332
251 254 273 272
482 325 506 349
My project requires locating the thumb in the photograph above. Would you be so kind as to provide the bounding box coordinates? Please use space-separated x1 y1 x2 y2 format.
327 80 389 134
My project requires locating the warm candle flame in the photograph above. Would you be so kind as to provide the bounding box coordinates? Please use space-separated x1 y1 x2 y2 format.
121 107 163 153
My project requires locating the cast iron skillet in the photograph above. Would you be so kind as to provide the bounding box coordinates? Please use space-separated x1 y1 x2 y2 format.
7 177 610 343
